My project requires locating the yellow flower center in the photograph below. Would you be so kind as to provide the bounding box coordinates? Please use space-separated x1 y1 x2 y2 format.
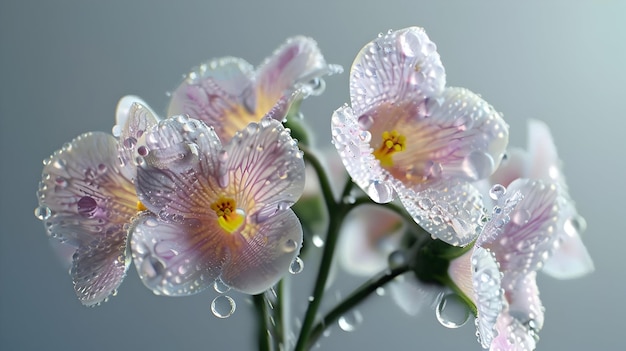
372 130 406 167
211 196 245 233
137 201 148 211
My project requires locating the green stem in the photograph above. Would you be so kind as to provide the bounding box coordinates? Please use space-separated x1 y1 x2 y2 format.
253 293 272 351
306 264 411 349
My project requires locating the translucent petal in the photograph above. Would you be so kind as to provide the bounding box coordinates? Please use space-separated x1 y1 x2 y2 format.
130 213 222 296
115 95 159 133
396 179 484 246
526 119 562 182
479 179 560 284
135 116 223 219
221 118 305 223
490 148 528 189
331 105 394 203
71 231 129 306
167 57 256 142
37 132 137 245
490 313 537 351
472 247 504 349
505 272 544 331
220 210 303 294
388 275 442 316
118 101 158 178
350 27 445 116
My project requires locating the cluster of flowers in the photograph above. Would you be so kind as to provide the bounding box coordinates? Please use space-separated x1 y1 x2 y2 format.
35 27 592 351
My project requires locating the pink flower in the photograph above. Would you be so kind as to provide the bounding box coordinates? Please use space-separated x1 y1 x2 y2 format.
35 98 158 306
168 36 341 142
128 116 305 295
490 120 593 279
331 27 509 246
448 179 562 350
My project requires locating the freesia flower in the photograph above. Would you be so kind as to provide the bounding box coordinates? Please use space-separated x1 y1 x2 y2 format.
34 97 157 306
448 179 562 350
331 27 509 246
168 36 342 143
129 116 305 295
490 119 593 279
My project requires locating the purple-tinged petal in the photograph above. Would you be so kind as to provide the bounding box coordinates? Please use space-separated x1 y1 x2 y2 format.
36 132 137 305
117 100 158 178
130 213 223 296
220 210 303 294
478 179 560 285
505 272 544 332
490 313 537 351
350 27 445 116
396 179 484 246
115 95 159 135
71 231 129 306
471 247 504 349
331 105 394 203
167 57 256 142
135 116 222 220
255 36 342 116
221 118 305 223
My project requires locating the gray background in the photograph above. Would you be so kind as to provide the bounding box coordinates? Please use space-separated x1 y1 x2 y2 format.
1 1 624 350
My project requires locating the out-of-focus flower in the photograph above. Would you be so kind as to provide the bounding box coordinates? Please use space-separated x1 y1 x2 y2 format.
331 27 509 246
129 116 304 295
34 97 158 306
490 120 593 279
448 179 562 350
168 36 342 143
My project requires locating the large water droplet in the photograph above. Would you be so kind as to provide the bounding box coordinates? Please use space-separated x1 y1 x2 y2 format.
289 256 304 274
398 30 422 57
462 151 495 180
77 196 98 218
211 295 236 318
283 239 298 253
213 277 231 294
338 310 363 332
435 293 471 328
367 181 394 203
312 234 325 248
489 184 506 200
564 215 587 235
34 205 51 220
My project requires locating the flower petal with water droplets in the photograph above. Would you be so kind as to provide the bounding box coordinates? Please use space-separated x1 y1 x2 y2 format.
118 100 158 177
490 312 538 351
350 27 445 116
471 247 504 349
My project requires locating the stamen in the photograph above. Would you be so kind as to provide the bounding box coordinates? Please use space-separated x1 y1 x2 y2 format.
373 130 406 167
211 196 245 233
137 201 148 211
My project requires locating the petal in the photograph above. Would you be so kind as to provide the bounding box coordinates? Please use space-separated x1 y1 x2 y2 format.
135 116 223 220
117 100 158 178
221 118 305 223
337 205 405 276
490 312 538 351
115 95 159 133
396 179 484 246
167 57 256 142
387 275 441 316
255 36 341 116
471 247 505 349
331 105 395 203
130 213 222 296
490 148 528 188
350 27 445 116
220 209 303 294
71 231 129 306
526 119 562 182
505 272 544 331
37 132 137 245
478 179 560 284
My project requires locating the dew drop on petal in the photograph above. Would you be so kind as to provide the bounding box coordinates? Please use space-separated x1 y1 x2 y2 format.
462 151 495 180
338 310 363 332
435 293 471 329
367 181 394 203
511 208 531 226
111 124 122 137
77 196 98 218
564 215 587 235
289 256 304 274
213 277 231 294
211 295 236 318
357 114 374 129
34 205 51 220
312 234 325 248
489 184 507 200
283 239 298 253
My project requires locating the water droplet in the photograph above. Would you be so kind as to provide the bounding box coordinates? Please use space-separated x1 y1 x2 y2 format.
211 295 236 318
489 184 506 200
398 30 422 57
357 114 374 129
289 256 304 274
77 196 98 217
367 181 394 203
511 208 531 226
338 310 363 332
375 287 386 296
34 205 51 220
283 239 298 253
435 293 470 328
213 277 231 293
123 137 137 149
564 215 587 235
388 250 406 269
111 124 122 137
312 234 324 248
218 150 229 162
462 151 495 180
137 146 149 156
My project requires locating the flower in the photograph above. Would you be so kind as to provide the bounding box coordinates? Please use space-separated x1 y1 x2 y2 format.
490 119 593 279
331 27 509 246
167 36 342 143
35 97 158 306
128 116 305 295
448 179 562 350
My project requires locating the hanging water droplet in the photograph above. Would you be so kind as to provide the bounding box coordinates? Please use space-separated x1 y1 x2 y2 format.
211 295 236 318
338 310 363 332
312 234 324 248
213 277 231 294
489 184 506 200
34 205 51 220
289 257 304 274
435 293 470 329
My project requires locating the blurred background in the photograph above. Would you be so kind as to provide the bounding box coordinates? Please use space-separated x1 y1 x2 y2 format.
1 1 624 350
